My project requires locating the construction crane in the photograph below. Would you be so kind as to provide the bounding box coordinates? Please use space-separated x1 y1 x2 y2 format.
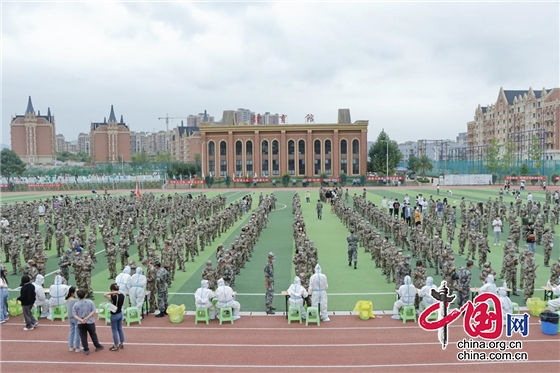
158 113 188 132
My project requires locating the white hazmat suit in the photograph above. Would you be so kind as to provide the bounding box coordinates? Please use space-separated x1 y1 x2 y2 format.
478 274 498 296
418 276 438 311
392 275 416 319
308 264 329 321
547 279 560 312
288 276 309 317
194 280 216 319
129 267 147 311
49 275 69 307
33 274 50 318
115 266 132 296
497 286 513 322
215 278 240 319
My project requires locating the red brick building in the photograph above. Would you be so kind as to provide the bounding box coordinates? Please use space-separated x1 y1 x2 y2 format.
10 96 56 164
199 109 368 178
90 105 131 163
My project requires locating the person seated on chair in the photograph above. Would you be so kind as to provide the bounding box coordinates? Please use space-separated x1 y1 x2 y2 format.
287 276 308 319
548 277 560 312
418 276 438 312
497 284 513 322
49 274 70 309
194 280 216 320
33 274 51 319
215 278 240 320
392 275 416 320
478 274 498 296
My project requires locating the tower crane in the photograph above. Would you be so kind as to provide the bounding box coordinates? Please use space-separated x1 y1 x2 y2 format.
158 113 188 132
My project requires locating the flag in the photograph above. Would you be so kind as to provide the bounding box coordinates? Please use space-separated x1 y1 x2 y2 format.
135 177 141 201
180 174 183 181
189 172 192 182
202 171 205 179
254 172 258 179
232 172 235 181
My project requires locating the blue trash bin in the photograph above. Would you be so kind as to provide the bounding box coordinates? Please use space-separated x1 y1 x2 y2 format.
540 312 559 336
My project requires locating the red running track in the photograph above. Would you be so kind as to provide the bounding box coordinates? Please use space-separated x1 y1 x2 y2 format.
1 313 559 373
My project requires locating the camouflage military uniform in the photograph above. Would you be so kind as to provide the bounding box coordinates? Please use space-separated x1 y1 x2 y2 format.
347 232 358 268
156 266 169 313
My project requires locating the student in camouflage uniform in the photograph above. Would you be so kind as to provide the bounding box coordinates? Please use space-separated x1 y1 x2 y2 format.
202 260 217 290
154 262 169 317
347 229 358 269
264 252 275 315
161 240 175 287
523 251 538 303
518 245 530 290
467 228 478 261
142 258 157 313
542 228 554 267
501 237 516 279
457 260 473 308
413 260 427 289
105 242 118 280
58 249 72 282
479 261 497 284
216 258 233 286
477 235 491 268
431 235 444 276
33 246 48 276
504 248 519 296
316 200 323 220
81 252 95 299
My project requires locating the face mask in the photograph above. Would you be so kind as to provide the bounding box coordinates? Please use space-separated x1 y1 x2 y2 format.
272 259 276 263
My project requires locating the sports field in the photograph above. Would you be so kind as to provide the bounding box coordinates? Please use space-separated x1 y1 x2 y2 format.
1 186 558 313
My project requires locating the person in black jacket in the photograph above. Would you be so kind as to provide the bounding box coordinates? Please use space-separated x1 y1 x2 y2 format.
17 275 37 331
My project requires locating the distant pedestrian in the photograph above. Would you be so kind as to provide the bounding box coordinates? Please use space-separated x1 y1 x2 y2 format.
104 283 125 351
17 275 37 331
264 252 275 315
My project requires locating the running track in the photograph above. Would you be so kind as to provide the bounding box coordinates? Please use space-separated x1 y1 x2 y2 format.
1 313 559 372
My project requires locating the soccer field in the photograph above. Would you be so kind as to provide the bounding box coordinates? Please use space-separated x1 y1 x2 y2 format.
1 186 558 312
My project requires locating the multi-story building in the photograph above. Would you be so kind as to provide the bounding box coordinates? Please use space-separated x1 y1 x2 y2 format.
199 108 368 177
262 112 279 125
77 133 90 154
56 134 67 153
152 130 169 153
186 110 215 127
90 105 131 163
130 131 151 154
169 123 200 163
234 108 253 125
10 96 56 164
467 87 560 160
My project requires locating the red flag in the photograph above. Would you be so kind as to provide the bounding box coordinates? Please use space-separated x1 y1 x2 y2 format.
135 177 141 201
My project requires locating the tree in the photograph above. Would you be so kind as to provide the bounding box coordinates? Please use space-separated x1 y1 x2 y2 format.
519 163 530 176
528 134 543 173
418 154 433 177
194 153 202 174
407 155 420 173
0 149 26 181
485 138 501 175
500 139 516 174
155 152 172 163
131 151 150 164
367 130 402 176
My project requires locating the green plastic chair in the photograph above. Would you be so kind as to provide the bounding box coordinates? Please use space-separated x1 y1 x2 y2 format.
400 305 416 323
97 302 111 325
305 306 320 326
32 306 40 320
511 302 520 314
219 307 234 325
52 304 69 321
287 306 302 324
125 307 142 326
195 308 210 324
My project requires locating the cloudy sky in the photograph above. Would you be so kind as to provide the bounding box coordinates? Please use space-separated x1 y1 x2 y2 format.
2 1 558 145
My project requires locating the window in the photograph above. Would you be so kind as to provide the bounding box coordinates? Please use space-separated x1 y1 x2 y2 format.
220 160 227 176
261 140 269 176
220 141 227 156
236 160 242 176
208 141 215 156
314 139 321 175
352 139 359 174
324 140 332 175
272 140 279 175
352 139 359 154
288 140 295 155
246 141 253 175
272 140 279 155
288 159 295 175
236 141 242 156
298 139 305 155
341 139 347 155
208 160 215 175
246 140 253 156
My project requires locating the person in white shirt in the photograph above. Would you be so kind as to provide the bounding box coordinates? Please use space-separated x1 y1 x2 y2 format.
388 199 394 216
381 197 387 212
215 278 240 320
526 193 532 202
1 217 9 229
404 194 410 205
492 216 503 246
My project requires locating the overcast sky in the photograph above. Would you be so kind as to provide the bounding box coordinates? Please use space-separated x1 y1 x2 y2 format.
2 1 559 145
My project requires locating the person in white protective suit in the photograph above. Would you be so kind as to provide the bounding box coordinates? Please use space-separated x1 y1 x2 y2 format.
418 276 438 312
478 274 498 295
33 274 51 319
128 267 146 312
308 264 329 322
497 284 513 322
215 278 240 320
288 276 309 318
115 266 132 296
194 280 216 319
49 274 70 308
547 277 560 312
392 275 416 319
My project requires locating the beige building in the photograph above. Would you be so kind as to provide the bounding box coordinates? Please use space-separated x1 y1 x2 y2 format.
10 97 57 164
468 87 560 160
169 124 201 163
78 133 90 154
